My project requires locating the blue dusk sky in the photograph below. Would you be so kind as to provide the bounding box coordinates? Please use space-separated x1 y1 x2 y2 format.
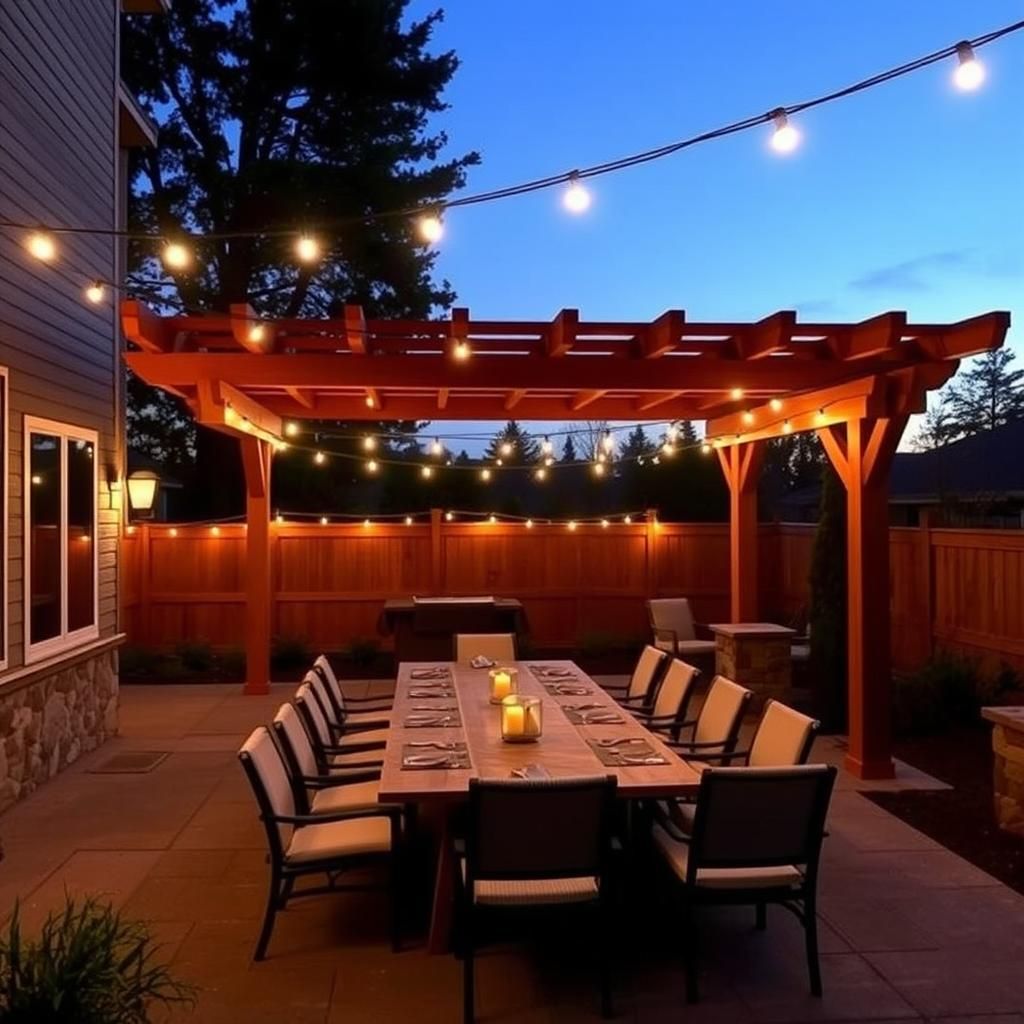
403 1 1023 453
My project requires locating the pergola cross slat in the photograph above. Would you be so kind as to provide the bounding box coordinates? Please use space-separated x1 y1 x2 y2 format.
121 300 1010 780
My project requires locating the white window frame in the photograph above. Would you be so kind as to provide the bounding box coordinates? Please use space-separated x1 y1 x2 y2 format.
23 416 99 663
0 368 8 672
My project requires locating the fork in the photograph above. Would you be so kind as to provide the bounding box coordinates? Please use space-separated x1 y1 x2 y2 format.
596 737 646 747
408 740 460 749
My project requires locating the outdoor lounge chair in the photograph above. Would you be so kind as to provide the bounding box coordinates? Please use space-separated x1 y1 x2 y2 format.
295 683 386 777
628 658 700 741
457 775 619 1023
651 764 837 1002
238 726 402 960
312 653 394 718
454 632 517 663
646 598 717 659
604 645 667 707
273 702 391 816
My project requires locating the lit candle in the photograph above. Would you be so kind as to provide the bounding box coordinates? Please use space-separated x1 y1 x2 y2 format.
503 702 525 738
525 700 543 737
492 670 512 702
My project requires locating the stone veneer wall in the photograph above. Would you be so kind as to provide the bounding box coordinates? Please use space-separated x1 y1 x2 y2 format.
0 649 118 814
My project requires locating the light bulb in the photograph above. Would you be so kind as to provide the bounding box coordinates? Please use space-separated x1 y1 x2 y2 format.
593 462 605 477
273 440 288 453
314 450 326 465
623 515 632 525
602 431 614 453
563 172 591 214
770 398 783 412
26 231 57 262
431 437 443 456
480 468 491 482
730 387 744 401
769 109 800 154
421 465 433 479
535 467 547 481
418 212 444 244
405 516 413 526
365 395 375 408
453 340 471 361
366 459 378 473
601 519 609 528
661 443 674 456
525 519 534 529
782 420 793 434
363 435 376 451
295 234 321 263
544 456 554 467
567 520 577 531
162 241 192 269
953 42 985 91
500 441 513 457
488 514 497 525
597 452 606 464
275 514 284 524
363 518 371 528
541 436 553 455
495 458 503 467
701 443 712 454
320 516 329 526
210 526 220 536
445 511 454 521
285 422 299 437
248 323 267 345
169 527 178 537
742 410 755 425
84 281 105 304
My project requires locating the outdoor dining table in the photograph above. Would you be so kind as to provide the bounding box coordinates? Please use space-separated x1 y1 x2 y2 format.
378 659 702 952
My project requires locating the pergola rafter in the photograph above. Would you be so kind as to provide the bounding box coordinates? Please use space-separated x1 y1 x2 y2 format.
121 300 1010 780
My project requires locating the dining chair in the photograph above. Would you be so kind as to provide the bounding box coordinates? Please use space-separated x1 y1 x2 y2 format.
312 653 395 717
605 644 668 707
238 726 402 960
307 665 392 731
628 658 700 740
295 683 386 777
458 775 619 1023
303 671 390 747
454 633 517 663
651 764 837 1002
665 675 752 758
273 702 386 816
646 598 717 659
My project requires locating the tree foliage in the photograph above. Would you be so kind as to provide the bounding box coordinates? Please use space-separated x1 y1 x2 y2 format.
483 421 541 464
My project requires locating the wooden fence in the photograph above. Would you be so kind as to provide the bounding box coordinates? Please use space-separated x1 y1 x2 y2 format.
120 516 1024 672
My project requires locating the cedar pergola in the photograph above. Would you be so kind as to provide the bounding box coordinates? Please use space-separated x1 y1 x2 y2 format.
122 300 1010 779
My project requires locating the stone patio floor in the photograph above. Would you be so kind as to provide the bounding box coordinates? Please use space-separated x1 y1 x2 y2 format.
1 681 1022 1024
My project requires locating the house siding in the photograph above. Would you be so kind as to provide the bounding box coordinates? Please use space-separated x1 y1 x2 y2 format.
0 0 124 805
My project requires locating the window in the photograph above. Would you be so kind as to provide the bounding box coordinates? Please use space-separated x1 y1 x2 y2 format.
24 417 98 661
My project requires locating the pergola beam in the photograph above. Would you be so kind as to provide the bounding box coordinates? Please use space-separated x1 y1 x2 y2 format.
229 303 275 353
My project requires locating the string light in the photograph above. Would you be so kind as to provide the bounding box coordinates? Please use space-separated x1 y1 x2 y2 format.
365 395 376 408
567 520 578 531
431 437 443 456
602 430 614 453
320 516 329 526
169 527 178 537
769 109 800 154
661 443 674 457
405 516 413 526
488 514 497 524
666 425 678 444
563 172 592 213
248 323 267 345
730 387 744 401
541 436 553 456
953 41 985 90
210 525 220 536
445 511 454 521
742 410 755 425
313 450 326 465
701 443 712 454
782 420 793 434
161 241 191 270
453 340 471 361
295 233 321 263
273 440 288 453
418 212 444 244
421 465 433 479
544 456 554 467
25 231 57 261
495 458 504 467
593 462 605 477
623 515 632 525
770 398 783 412
363 435 377 451
285 422 300 437
500 441 513 457
601 518 609 528
480 468 491 482
525 519 534 529
535 467 547 481
276 514 284 524
363 518 371 528
597 452 606 463
366 459 378 473
84 281 105 304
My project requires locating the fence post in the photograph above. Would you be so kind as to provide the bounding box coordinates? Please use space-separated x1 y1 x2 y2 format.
919 508 934 663
138 522 151 647
430 507 443 594
645 508 659 599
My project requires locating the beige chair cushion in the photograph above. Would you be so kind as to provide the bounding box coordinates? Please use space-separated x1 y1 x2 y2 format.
652 824 803 890
337 727 389 748
748 702 815 767
328 747 384 766
310 780 382 816
627 645 665 700
286 815 391 864
455 633 516 663
649 659 699 719
344 710 392 728
460 861 599 906
693 676 750 748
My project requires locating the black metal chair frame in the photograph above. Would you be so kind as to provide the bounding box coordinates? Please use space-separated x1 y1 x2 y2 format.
658 765 837 1003
306 670 387 741
294 691 384 777
604 646 669 709
663 682 752 759
457 775 619 1023
238 730 403 961
311 658 395 717
629 660 701 742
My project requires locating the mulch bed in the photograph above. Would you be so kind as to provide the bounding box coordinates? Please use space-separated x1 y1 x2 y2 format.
864 726 1024 895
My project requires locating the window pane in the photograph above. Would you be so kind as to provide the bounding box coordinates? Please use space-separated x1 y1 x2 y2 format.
30 433 61 644
67 438 95 633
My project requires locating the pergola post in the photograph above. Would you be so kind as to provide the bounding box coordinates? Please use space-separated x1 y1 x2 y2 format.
717 441 764 622
819 415 907 779
241 436 273 696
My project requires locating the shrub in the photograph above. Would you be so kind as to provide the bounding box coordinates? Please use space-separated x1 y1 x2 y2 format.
173 640 214 673
577 631 639 658
219 647 246 679
0 895 195 1023
117 647 160 677
271 635 311 671
346 637 380 668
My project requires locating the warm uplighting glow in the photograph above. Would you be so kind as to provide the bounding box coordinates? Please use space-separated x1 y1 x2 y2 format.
431 437 443 456
769 109 800 154
418 212 444 244
162 241 192 270
770 398 783 412
405 516 413 526
453 340 472 361
730 387 744 401
320 516 329 526
26 231 57 262
782 420 793 434
488 514 497 525
480 468 491 482
314 450 326 465
169 527 178 537
445 511 454 522
421 465 433 479
210 526 220 536
275 514 284 524
535 467 547 481
816 408 826 422
953 41 985 91
601 430 614 453
563 173 592 214
285 422 299 437
84 281 105 304
366 459 378 473
567 520 577 531
365 395 376 408
541 436 553 456
295 234 321 263
742 410 755 425
500 441 513 457
593 462 605 477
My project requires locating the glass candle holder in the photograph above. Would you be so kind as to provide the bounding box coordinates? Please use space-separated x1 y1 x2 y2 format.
501 695 542 742
488 666 519 704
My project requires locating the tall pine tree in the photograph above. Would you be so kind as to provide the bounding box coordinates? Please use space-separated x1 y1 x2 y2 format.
483 421 541 464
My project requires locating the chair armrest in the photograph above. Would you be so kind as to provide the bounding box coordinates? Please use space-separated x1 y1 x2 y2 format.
340 720 387 733
657 814 692 844
693 622 716 641
330 759 383 770
691 749 750 764
651 627 678 651
633 712 678 723
601 681 630 693
305 770 381 788
343 694 395 706
274 805 400 826
615 694 650 706
336 740 386 753
666 738 733 751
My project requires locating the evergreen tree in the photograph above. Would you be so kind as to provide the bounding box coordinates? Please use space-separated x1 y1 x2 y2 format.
618 425 656 461
483 421 541 464
560 436 578 462
122 1 478 517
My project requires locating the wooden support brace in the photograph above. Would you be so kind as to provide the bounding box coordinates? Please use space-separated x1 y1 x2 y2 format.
241 436 273 696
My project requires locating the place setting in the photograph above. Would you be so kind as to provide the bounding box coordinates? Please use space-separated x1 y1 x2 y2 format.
402 709 462 728
587 736 670 767
527 664 578 680
400 740 471 770
560 702 624 725
540 681 592 696
409 666 452 681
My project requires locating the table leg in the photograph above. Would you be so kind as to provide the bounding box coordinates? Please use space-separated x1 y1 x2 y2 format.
427 806 456 954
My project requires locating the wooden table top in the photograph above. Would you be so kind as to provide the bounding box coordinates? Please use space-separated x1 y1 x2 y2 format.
377 660 702 803
708 622 796 638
